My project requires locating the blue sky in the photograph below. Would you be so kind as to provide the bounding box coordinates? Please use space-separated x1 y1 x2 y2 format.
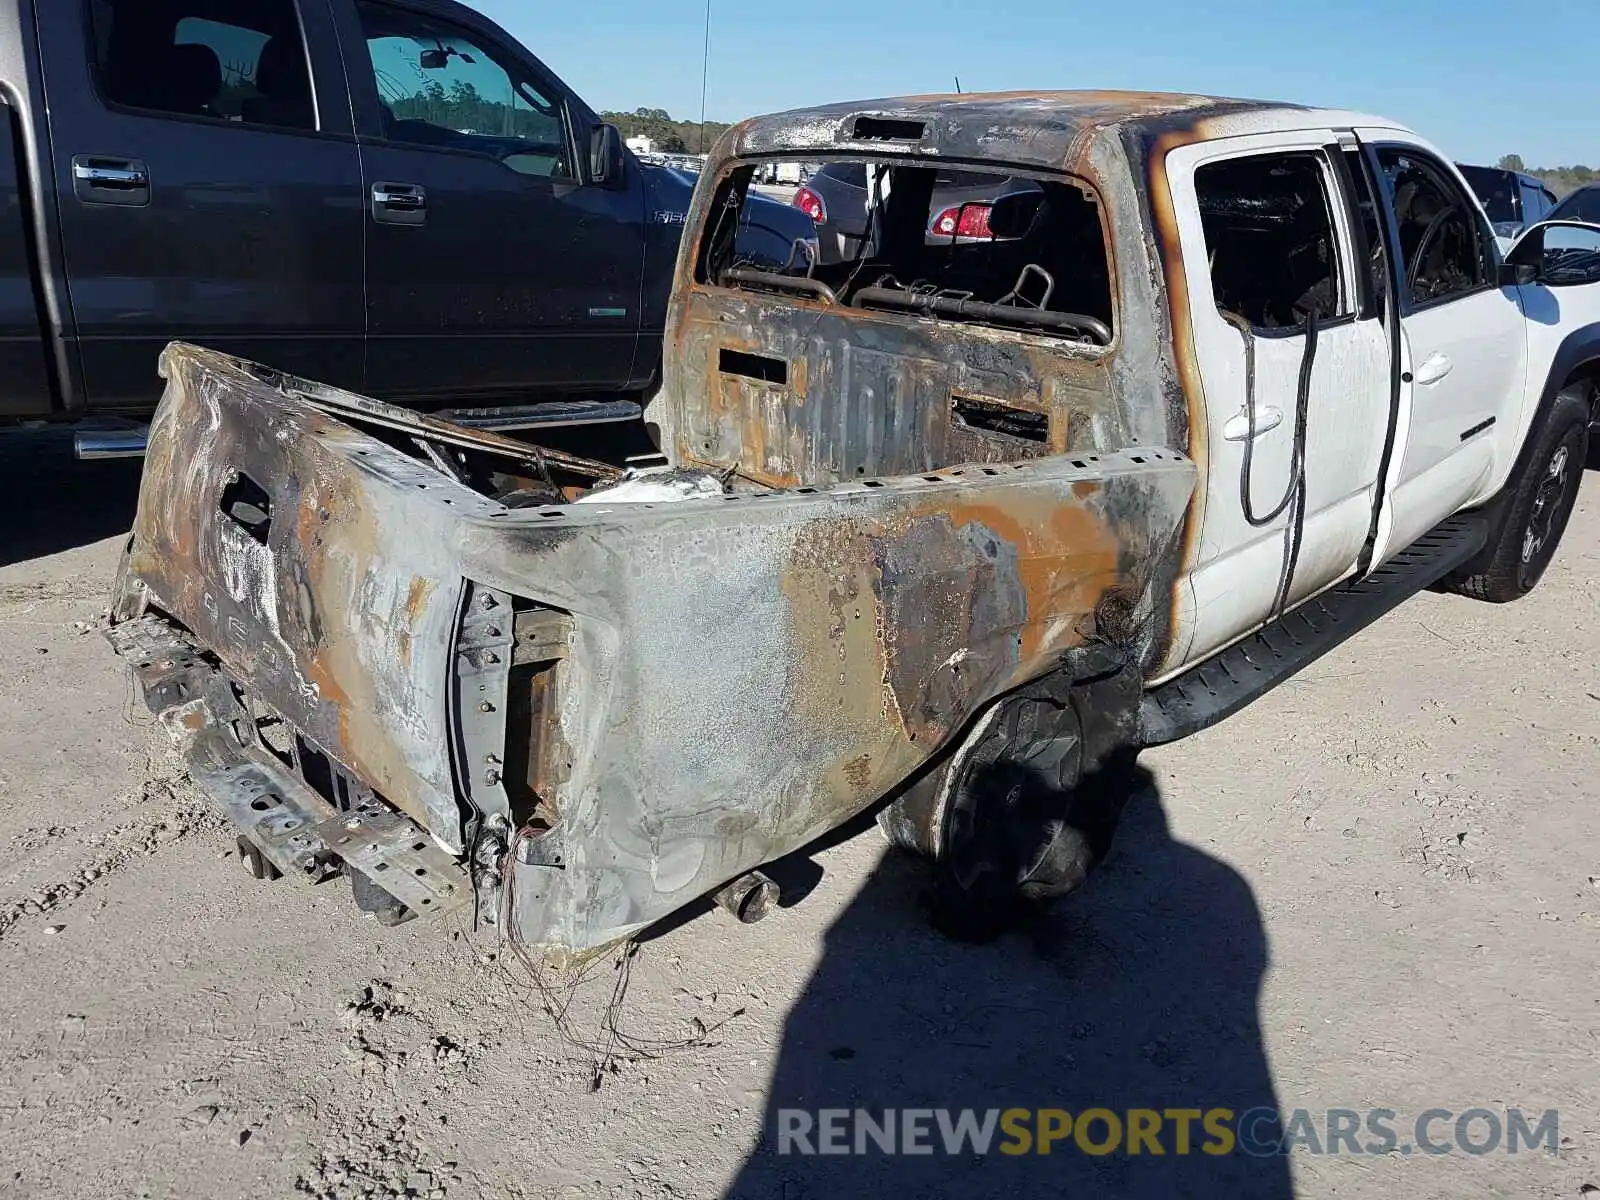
469 0 1594 167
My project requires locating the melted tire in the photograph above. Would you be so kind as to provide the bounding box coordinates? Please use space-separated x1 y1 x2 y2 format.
1445 387 1589 604
878 655 1144 944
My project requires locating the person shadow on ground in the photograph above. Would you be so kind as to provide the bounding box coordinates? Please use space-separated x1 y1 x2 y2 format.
726 763 1292 1199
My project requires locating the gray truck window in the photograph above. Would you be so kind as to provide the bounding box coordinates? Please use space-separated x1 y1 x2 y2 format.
88 0 315 131
1194 152 1349 330
1519 181 1552 224
1376 148 1489 307
355 2 572 180
1548 186 1600 225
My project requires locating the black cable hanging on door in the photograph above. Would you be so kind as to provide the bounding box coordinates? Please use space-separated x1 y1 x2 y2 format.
1223 308 1322 619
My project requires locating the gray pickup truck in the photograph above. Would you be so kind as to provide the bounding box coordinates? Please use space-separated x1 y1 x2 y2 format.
0 0 812 456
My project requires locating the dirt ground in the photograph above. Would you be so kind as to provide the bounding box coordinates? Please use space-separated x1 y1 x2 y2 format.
1 430 1596 1200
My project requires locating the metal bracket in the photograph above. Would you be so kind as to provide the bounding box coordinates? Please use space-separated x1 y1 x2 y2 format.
451 582 516 828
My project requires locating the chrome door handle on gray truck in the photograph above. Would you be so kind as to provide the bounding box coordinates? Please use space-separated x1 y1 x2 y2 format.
371 182 427 226
70 155 148 206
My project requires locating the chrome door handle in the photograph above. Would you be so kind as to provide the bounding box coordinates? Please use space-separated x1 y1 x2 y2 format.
1413 352 1454 385
373 187 425 208
1223 405 1283 441
371 182 427 226
71 155 150 206
73 162 148 188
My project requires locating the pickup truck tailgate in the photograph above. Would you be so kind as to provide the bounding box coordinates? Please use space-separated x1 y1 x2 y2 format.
120 344 486 847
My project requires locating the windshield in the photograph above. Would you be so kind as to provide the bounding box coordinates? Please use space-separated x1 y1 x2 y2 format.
1457 165 1517 224
696 160 1115 346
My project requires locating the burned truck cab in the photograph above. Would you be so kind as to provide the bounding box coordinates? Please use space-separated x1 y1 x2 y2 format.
109 93 1218 957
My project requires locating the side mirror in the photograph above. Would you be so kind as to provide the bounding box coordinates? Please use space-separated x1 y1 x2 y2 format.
589 123 624 188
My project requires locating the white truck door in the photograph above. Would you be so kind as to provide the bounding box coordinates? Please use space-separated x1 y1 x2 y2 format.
1356 136 1529 562
1163 132 1392 671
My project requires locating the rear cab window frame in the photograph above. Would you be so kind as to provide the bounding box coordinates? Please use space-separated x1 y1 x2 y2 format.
344 0 581 184
692 156 1121 353
83 0 327 136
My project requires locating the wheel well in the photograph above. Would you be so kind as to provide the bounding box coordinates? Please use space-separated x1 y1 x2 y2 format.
1562 361 1600 416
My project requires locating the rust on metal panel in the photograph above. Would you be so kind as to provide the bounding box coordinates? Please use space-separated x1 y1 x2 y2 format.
123 345 497 846
474 447 1194 954
664 290 1114 488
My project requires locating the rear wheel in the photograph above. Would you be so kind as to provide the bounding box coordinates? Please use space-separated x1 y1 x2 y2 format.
876 654 1145 943
1445 387 1588 603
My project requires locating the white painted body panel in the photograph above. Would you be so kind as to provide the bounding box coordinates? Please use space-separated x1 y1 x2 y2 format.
1353 129 1531 565
1164 131 1393 668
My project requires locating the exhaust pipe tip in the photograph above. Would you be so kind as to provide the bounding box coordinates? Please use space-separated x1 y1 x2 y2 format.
711 869 780 924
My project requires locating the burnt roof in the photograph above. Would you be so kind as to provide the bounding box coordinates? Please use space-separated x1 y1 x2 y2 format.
723 89 1332 175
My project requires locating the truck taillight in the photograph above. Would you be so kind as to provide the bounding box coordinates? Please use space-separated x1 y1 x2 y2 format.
931 202 993 239
793 186 826 223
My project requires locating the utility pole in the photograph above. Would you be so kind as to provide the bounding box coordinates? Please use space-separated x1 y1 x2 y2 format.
698 0 712 154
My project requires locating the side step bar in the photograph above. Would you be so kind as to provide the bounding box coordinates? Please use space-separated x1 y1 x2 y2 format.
73 399 643 459
1140 513 1488 746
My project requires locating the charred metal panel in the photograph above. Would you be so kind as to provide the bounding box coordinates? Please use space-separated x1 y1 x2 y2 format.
125 345 505 849
117 348 1195 954
662 291 1113 487
454 452 1195 955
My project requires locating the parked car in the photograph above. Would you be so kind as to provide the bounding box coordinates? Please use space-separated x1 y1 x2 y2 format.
110 91 1599 956
1547 183 1600 226
0 0 797 457
792 161 1032 264
1456 162 1559 249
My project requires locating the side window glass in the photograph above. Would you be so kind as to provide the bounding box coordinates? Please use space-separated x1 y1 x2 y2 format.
1342 148 1388 318
355 2 571 179
1376 148 1489 306
1194 151 1350 330
1520 182 1550 224
88 0 315 131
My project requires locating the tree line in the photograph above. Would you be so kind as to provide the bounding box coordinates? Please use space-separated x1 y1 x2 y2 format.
1496 154 1595 197
600 107 732 155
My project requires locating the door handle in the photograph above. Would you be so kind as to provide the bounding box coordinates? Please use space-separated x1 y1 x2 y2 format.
1223 405 1283 441
1413 352 1454 385
71 155 149 206
372 182 426 226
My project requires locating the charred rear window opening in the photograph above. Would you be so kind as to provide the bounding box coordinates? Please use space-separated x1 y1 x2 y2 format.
697 160 1116 346
1194 152 1350 331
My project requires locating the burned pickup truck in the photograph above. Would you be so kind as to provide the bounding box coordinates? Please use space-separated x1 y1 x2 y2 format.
108 91 1598 957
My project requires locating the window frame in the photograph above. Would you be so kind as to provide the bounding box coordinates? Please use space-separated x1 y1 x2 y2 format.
83 0 324 135
692 157 1122 353
1367 142 1499 316
1190 144 1362 339
348 0 579 183
1517 179 1550 225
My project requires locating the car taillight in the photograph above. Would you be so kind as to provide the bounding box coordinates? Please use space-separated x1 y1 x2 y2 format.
793 185 826 223
931 202 993 239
